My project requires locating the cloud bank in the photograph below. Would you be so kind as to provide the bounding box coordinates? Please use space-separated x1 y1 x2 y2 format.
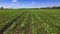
12 0 17 2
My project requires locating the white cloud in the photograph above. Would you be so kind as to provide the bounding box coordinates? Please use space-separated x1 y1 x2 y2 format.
12 0 17 2
32 2 35 5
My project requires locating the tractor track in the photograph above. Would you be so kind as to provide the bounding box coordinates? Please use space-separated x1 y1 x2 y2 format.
12 12 27 34
0 12 25 34
25 12 32 34
33 12 47 34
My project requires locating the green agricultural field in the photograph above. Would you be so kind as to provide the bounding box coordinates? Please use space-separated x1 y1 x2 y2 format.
0 9 60 34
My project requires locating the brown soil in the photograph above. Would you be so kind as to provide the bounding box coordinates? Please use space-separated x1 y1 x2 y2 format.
34 14 47 34
25 20 32 34
25 13 32 34
13 14 27 34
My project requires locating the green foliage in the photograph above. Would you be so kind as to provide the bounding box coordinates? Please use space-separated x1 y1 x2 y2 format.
0 9 60 34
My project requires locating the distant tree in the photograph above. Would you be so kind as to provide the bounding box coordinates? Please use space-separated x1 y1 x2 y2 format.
1 7 3 9
40 6 60 9
36 8 38 9
51 6 60 9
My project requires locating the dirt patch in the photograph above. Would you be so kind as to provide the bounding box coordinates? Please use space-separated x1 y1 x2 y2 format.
25 13 32 34
34 14 47 34
25 20 32 34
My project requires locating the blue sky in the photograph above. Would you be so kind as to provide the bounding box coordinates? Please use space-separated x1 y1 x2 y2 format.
0 0 60 8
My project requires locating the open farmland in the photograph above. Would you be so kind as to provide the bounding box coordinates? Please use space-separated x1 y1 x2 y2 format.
0 9 60 34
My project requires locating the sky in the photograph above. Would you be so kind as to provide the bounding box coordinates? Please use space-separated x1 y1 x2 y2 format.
0 0 60 8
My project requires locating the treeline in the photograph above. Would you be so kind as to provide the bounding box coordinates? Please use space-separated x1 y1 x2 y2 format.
0 6 60 9
40 6 60 9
